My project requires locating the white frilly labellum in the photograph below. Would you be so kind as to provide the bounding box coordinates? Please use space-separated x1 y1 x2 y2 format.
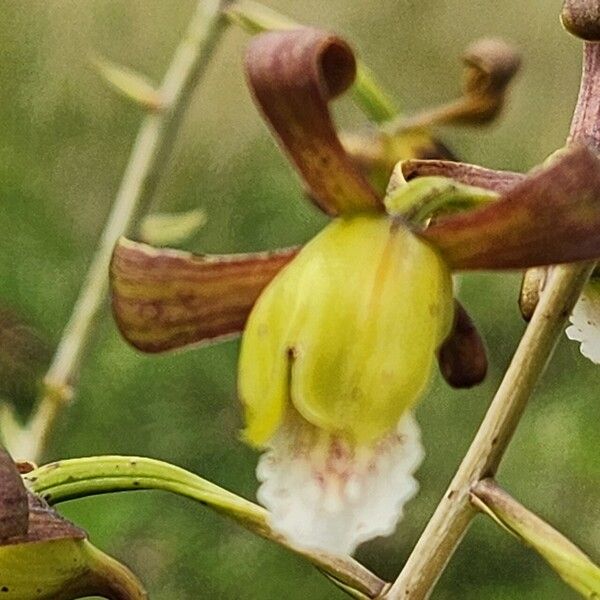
566 280 600 364
256 410 424 555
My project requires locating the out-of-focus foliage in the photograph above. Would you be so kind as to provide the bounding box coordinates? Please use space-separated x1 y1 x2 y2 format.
0 0 597 598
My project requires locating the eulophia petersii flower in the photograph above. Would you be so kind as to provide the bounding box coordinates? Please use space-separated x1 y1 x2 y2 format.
110 28 600 554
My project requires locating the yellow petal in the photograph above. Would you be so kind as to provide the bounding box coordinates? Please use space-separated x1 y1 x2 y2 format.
239 215 453 446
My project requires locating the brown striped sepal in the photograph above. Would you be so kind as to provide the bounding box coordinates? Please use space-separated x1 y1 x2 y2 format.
245 28 382 216
1 447 86 546
110 238 298 353
401 159 524 193
419 145 600 270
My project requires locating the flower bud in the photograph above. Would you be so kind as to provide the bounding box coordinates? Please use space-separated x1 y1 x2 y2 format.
239 214 454 446
561 0 600 41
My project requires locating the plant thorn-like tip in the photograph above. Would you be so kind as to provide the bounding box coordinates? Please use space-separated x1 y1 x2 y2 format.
472 479 600 598
224 0 296 34
138 208 207 247
561 0 600 41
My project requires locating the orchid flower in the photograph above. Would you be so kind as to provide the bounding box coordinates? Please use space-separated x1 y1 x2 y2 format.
110 28 600 555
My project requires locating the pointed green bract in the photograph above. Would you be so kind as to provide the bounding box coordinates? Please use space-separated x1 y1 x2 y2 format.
94 57 162 111
239 215 454 445
473 480 600 599
138 208 207 247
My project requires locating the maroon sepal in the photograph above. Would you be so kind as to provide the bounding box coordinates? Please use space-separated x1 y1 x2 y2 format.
420 145 600 270
245 28 383 215
402 159 524 193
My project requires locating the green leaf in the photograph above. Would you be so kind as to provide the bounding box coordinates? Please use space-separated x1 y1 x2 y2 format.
94 57 163 111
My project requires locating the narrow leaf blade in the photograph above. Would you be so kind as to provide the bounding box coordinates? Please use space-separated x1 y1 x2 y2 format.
138 209 207 246
94 57 162 111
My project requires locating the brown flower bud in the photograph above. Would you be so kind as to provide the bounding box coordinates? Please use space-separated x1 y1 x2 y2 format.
437 301 488 389
561 0 600 41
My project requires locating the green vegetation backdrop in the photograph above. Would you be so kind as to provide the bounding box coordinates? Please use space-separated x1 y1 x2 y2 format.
0 0 598 598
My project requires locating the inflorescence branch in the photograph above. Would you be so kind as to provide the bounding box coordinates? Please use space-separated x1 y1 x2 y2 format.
385 4 600 598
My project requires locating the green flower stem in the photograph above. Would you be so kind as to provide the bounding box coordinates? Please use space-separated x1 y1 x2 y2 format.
225 0 398 123
3 0 231 462
352 64 398 124
385 9 600 598
25 456 387 599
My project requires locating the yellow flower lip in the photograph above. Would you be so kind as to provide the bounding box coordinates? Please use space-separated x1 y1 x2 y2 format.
239 214 454 446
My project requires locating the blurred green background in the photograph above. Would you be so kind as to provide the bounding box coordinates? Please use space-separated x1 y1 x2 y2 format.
0 0 598 598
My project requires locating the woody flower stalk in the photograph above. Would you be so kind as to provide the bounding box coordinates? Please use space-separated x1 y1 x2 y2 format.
111 28 600 555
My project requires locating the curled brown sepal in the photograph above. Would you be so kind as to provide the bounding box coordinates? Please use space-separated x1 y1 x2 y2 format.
561 0 600 41
420 144 600 270
399 159 524 193
391 38 521 131
462 38 521 102
437 301 488 389
245 28 383 215
111 238 298 353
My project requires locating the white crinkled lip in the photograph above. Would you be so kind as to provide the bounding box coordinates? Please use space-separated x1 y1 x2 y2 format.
255 409 424 556
566 279 600 364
